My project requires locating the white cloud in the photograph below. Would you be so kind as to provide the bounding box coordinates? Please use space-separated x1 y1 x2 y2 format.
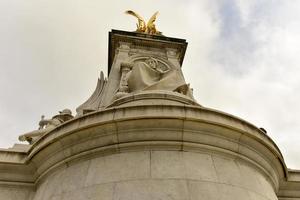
196 0 300 168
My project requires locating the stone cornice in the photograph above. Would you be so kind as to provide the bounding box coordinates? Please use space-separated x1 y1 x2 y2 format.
278 169 300 198
0 100 290 193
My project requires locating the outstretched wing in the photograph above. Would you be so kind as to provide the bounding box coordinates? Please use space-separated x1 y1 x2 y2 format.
147 11 159 27
76 71 107 116
125 10 145 22
125 10 146 31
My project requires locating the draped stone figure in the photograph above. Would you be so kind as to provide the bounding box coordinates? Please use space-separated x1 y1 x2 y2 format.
115 57 194 99
18 109 74 144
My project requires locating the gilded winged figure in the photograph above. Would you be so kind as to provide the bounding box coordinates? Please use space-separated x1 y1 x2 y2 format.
125 10 160 35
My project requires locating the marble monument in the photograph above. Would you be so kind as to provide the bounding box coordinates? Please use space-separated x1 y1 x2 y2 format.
0 15 299 200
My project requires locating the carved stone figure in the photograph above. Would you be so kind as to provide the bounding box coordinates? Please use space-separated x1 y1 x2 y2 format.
115 57 194 99
18 109 74 144
114 62 133 99
125 10 161 35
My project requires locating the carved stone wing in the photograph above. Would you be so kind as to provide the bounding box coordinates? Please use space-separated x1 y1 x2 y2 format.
76 71 107 115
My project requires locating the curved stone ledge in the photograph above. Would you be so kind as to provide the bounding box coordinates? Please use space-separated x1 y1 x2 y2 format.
108 91 200 107
0 103 288 194
25 104 285 186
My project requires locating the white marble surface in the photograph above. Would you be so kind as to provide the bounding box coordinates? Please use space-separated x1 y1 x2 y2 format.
30 151 278 200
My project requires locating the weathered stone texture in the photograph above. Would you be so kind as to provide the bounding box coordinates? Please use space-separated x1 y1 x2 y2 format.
30 151 278 200
0 185 34 200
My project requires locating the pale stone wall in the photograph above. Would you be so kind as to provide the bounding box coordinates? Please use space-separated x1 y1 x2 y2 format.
32 151 277 200
0 185 34 200
278 169 300 200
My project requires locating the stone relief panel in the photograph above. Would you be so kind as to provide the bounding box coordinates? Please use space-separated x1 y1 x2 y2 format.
114 55 194 99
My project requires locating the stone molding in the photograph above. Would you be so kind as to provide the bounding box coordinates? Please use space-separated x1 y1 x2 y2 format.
109 91 199 107
278 169 300 199
0 102 289 194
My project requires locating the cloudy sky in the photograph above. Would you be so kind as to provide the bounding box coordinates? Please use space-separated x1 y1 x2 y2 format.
0 0 299 169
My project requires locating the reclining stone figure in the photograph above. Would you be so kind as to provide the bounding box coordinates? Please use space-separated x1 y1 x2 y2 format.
18 109 74 144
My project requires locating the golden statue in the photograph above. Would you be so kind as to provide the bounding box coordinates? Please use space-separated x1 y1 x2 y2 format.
125 10 160 35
